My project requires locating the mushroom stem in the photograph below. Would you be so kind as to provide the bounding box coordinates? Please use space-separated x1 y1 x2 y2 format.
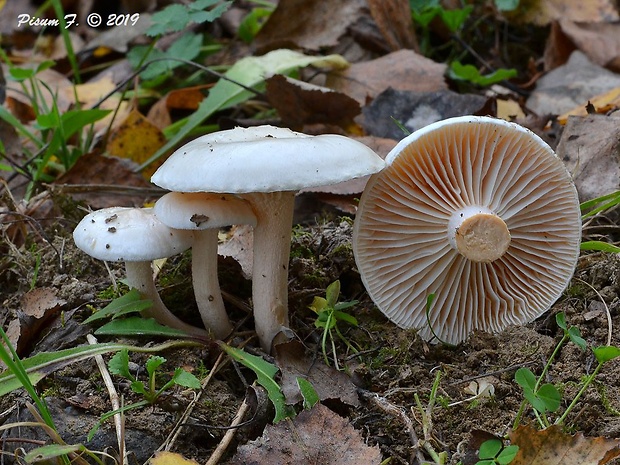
246 191 295 352
447 206 511 263
124 261 209 339
192 229 234 338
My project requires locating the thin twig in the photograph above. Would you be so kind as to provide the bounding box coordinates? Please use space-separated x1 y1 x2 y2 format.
204 397 251 465
87 334 126 465
160 351 226 452
358 388 425 464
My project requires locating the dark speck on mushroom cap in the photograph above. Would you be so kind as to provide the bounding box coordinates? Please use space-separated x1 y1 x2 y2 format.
151 125 385 193
73 207 193 262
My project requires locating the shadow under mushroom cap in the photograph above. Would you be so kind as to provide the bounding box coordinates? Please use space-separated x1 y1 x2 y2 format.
352 116 582 345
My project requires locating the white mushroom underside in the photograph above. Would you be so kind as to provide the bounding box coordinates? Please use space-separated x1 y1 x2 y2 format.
353 117 581 345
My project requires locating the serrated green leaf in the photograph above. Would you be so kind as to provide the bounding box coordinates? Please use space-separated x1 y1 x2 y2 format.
449 61 517 86
131 380 147 395
220 343 294 422
146 356 166 376
173 368 201 389
108 349 133 380
147 4 191 35
94 317 190 337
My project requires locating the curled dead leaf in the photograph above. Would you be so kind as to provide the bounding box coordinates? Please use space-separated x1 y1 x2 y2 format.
509 424 620 465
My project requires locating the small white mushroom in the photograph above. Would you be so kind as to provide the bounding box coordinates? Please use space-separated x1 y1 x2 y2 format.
154 192 257 338
353 116 581 345
151 125 385 352
73 207 208 339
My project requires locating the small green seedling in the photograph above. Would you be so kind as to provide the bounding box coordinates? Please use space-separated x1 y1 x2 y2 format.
88 349 200 440
475 439 519 465
448 61 517 87
513 312 620 429
309 280 359 369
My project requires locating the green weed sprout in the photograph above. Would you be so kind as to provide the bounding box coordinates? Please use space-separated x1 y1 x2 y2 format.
88 349 201 440
475 438 519 465
513 312 620 429
309 280 359 369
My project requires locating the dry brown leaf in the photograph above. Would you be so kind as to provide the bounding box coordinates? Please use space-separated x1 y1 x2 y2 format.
555 113 620 202
275 340 360 407
218 224 254 279
4 288 67 356
106 109 167 178
55 152 154 209
543 21 577 71
22 287 66 319
3 64 73 114
367 0 417 51
558 20 620 72
149 451 199 465
557 87 620 123
326 49 447 105
228 403 382 465
510 0 619 26
510 425 620 465
61 75 130 136
254 0 366 51
266 74 360 131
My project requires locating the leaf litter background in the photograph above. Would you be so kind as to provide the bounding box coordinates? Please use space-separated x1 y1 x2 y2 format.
1 0 620 463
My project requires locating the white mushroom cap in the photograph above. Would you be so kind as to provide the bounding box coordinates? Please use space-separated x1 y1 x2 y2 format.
151 125 386 352
73 207 193 262
73 207 207 338
150 125 386 193
353 116 581 345
153 192 257 230
153 192 257 339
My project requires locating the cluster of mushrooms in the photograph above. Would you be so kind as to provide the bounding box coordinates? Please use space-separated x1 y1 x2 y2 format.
74 117 582 352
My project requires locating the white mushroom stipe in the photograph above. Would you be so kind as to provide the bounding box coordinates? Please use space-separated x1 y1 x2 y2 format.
151 125 385 352
154 192 257 339
447 206 511 263
73 207 208 339
353 116 581 345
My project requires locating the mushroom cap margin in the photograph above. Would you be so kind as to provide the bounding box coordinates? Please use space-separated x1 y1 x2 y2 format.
151 125 386 193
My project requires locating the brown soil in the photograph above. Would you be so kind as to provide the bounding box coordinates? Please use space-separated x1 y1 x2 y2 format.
1 196 620 464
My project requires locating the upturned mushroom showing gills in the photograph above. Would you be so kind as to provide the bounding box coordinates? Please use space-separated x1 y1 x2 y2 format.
353 116 581 345
73 207 208 339
154 192 257 339
151 125 385 352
